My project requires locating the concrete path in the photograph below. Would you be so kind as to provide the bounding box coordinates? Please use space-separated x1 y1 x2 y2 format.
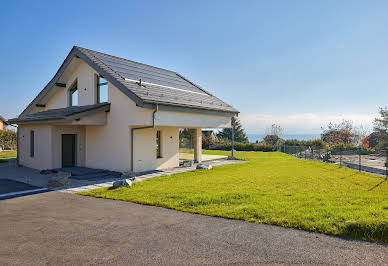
0 157 242 194
0 191 387 265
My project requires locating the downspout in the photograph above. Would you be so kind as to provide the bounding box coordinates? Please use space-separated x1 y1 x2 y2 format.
130 104 158 173
16 126 19 167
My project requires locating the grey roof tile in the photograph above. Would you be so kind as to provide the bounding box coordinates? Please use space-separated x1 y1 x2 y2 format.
77 47 238 113
21 46 238 116
10 103 110 123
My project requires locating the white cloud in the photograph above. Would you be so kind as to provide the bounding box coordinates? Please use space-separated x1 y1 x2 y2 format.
239 112 376 134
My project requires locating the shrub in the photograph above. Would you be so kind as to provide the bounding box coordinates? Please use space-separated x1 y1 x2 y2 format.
209 140 277 152
263 135 280 145
284 138 327 149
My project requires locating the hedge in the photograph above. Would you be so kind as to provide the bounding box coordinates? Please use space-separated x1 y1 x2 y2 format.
209 141 277 152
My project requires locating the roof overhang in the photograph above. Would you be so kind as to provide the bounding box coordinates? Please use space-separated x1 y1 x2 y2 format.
9 103 110 125
141 103 237 117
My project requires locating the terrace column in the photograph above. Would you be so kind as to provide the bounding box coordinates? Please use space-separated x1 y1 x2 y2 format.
194 128 202 163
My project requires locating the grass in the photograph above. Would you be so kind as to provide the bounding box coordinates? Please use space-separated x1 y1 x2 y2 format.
79 150 388 243
0 150 17 159
179 148 194 160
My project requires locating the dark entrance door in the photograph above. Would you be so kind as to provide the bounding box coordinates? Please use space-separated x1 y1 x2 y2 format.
62 134 76 168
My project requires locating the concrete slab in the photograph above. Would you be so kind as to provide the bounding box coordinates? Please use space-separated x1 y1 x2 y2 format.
0 157 244 194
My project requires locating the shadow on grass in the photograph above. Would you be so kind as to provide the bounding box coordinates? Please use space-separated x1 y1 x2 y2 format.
368 179 387 191
339 221 388 244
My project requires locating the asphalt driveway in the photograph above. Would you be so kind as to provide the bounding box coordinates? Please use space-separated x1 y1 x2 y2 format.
0 192 387 265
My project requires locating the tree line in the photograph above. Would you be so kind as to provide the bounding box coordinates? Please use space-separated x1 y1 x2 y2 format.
206 107 388 151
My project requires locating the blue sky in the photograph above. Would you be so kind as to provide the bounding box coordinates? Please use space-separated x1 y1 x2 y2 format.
1 0 387 134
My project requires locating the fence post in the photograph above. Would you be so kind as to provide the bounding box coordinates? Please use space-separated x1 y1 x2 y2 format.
385 147 388 179
358 148 361 172
311 148 314 160
340 147 342 167
231 126 234 159
305 146 307 160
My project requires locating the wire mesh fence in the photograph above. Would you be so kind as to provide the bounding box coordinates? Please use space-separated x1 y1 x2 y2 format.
280 145 388 178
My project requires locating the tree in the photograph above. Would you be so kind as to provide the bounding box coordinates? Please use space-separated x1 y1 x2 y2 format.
263 135 280 145
266 124 283 137
368 132 380 148
373 107 388 149
202 133 215 149
321 120 353 146
263 124 284 145
351 125 368 146
0 129 17 150
216 117 248 143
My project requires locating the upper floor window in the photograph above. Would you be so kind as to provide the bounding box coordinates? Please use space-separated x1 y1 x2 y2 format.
97 75 108 103
69 80 78 106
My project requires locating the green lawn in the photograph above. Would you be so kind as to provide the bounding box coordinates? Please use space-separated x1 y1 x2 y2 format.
0 150 17 159
179 147 194 160
79 150 388 243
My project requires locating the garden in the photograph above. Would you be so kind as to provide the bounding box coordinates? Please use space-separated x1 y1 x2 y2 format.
80 150 388 243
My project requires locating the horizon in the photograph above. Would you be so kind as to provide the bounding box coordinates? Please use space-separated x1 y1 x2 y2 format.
1 1 387 134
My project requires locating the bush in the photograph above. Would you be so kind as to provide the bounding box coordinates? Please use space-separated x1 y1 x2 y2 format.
328 143 374 155
263 135 281 145
209 140 277 152
284 138 327 149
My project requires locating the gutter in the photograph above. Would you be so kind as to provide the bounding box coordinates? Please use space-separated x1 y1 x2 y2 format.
130 104 158 173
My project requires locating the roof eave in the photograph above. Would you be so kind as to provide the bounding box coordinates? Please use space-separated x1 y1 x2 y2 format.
142 101 238 117
20 47 145 117
9 103 110 125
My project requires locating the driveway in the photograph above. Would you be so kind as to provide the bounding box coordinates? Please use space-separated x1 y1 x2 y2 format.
0 192 387 265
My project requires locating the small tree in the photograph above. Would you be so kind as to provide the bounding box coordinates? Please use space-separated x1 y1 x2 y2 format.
266 124 283 137
0 129 17 150
321 120 353 146
263 135 280 146
216 117 248 143
263 124 283 145
373 107 388 149
202 133 215 149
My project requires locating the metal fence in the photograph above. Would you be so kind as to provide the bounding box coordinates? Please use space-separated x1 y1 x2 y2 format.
280 145 388 178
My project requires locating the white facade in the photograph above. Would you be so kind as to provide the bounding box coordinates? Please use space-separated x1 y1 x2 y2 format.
17 58 232 172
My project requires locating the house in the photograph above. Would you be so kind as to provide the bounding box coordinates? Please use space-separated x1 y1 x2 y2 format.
8 46 238 173
202 130 217 141
0 116 7 130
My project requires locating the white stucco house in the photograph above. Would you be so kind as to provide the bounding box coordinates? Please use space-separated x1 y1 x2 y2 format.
9 46 238 173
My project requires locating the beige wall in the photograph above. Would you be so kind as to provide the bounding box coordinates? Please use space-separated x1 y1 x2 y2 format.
45 61 98 110
84 82 153 172
133 126 179 172
155 110 231 128
0 121 3 131
51 125 86 169
18 125 53 170
18 124 86 170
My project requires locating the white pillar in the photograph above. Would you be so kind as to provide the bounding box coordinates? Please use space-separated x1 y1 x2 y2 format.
194 128 202 163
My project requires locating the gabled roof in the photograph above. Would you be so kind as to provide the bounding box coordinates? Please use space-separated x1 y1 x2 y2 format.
21 46 238 116
10 103 110 124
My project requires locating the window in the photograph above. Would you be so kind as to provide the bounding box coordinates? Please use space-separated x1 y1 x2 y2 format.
69 80 78 106
156 130 162 158
30 130 34 157
97 75 108 103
